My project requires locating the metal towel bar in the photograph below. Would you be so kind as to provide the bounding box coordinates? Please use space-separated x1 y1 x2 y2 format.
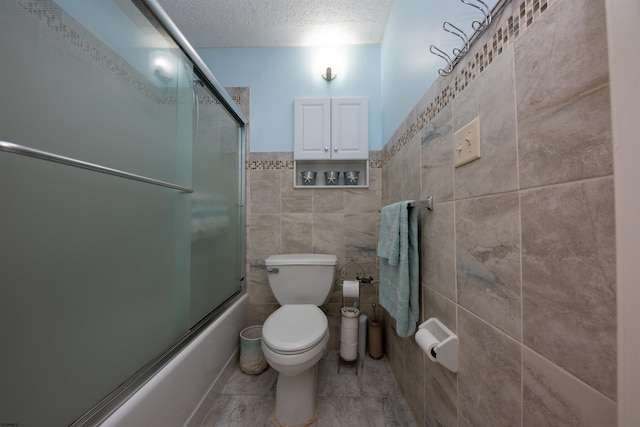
409 196 433 211
0 140 193 193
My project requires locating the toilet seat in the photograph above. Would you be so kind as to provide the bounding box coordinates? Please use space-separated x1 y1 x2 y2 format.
262 304 328 354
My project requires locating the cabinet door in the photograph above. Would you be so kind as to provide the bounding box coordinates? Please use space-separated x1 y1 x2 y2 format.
331 98 369 160
294 98 331 160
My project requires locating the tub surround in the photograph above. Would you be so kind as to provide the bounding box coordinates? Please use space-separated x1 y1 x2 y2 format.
100 295 248 427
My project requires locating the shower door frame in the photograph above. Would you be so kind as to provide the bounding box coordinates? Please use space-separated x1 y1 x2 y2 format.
67 1 248 425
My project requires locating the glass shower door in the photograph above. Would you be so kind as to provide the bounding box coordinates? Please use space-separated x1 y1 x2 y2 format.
190 79 243 323
0 1 244 426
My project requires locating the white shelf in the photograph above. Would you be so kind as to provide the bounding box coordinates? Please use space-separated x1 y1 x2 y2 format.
293 160 369 188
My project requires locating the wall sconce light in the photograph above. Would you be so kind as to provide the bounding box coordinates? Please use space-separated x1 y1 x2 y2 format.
149 50 177 83
322 67 337 81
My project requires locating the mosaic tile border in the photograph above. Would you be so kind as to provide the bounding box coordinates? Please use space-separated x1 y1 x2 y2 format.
383 0 554 164
246 159 382 170
19 0 170 104
19 0 244 108
247 160 294 170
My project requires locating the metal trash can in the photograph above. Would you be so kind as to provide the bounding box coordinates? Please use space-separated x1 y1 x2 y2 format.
240 325 268 375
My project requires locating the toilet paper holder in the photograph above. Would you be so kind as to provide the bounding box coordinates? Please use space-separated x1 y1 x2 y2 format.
415 318 458 373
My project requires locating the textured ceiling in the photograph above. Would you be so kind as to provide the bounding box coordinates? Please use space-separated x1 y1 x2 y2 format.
155 0 394 48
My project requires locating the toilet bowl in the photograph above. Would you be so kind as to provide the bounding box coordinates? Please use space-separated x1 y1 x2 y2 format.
262 304 329 376
262 254 337 427
262 304 329 426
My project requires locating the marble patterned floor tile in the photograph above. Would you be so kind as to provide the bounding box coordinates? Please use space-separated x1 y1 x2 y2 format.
203 395 276 427
360 356 403 398
199 351 416 426
317 396 417 427
318 357 361 397
381 397 418 427
221 366 277 395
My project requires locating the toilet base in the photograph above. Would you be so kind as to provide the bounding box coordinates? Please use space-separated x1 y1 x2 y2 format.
272 364 318 426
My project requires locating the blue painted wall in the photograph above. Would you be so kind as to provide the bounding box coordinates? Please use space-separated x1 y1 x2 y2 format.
380 0 442 143
198 45 381 152
380 0 497 143
198 0 495 151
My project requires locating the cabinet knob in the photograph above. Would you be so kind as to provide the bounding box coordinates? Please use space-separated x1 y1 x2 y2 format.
334 147 338 152
324 147 329 152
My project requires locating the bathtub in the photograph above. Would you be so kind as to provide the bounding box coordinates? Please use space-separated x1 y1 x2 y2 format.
99 293 248 427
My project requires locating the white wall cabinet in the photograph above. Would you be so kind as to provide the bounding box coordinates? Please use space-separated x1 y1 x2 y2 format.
293 97 369 188
294 97 369 160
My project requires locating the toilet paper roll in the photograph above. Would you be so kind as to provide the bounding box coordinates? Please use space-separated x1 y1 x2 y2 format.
340 327 359 343
415 328 439 362
340 341 358 361
342 280 360 298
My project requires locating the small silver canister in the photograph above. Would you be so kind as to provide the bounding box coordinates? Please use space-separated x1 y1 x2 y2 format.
301 170 317 185
344 171 360 185
324 171 340 185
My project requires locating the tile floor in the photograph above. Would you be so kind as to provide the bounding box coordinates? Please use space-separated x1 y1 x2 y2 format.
198 350 418 426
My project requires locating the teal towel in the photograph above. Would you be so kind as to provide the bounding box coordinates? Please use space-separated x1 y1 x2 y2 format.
378 201 420 337
377 202 402 265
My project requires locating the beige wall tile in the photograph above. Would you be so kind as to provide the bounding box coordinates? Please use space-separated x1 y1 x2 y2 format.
247 214 280 259
248 169 280 213
523 347 616 427
422 287 456 333
521 177 616 399
422 201 456 301
281 213 313 253
452 47 518 199
515 0 611 188
458 309 521 427
456 193 522 340
424 356 457 427
345 213 378 258
517 85 612 188
313 213 346 258
404 338 425 425
420 105 453 203
313 188 345 213
401 132 422 201
280 170 313 213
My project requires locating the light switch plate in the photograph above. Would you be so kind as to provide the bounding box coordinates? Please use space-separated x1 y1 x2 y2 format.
454 117 481 167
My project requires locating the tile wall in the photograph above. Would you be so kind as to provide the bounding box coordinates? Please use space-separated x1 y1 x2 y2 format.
381 0 617 426
245 153 383 349
243 0 617 425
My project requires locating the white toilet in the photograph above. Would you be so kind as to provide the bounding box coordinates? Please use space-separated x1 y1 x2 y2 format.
262 253 337 427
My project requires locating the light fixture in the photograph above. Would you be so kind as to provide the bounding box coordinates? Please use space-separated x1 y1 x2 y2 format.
149 50 177 83
322 67 336 81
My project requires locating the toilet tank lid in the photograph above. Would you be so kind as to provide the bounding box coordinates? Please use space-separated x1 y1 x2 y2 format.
265 253 337 266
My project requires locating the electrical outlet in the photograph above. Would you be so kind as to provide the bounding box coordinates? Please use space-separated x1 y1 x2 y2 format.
454 117 481 167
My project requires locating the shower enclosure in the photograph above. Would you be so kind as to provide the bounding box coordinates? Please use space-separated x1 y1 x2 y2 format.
0 1 246 426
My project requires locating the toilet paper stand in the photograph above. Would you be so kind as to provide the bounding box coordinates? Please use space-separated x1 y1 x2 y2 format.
338 306 361 375
415 318 458 373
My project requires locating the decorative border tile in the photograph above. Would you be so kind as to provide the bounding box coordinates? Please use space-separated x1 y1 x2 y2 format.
247 160 294 170
383 0 554 165
18 0 246 109
19 0 168 103
246 159 383 170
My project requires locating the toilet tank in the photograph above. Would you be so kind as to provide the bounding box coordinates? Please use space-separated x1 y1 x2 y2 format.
265 254 338 305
